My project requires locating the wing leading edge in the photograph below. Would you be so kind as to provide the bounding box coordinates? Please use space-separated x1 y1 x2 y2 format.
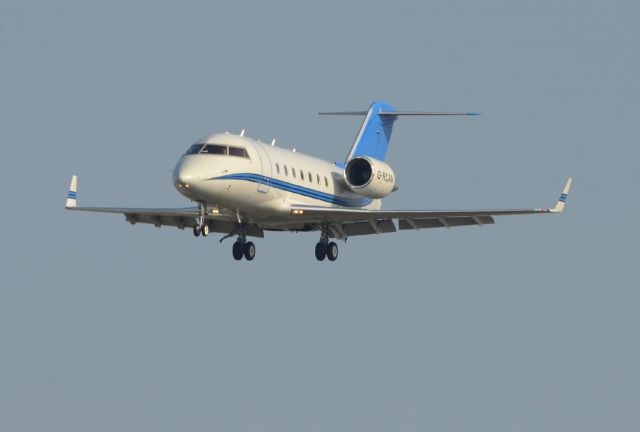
289 178 572 237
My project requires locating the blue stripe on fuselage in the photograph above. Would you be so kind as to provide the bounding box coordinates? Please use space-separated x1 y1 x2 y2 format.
210 173 372 207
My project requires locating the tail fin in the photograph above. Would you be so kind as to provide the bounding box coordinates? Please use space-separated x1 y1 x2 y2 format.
319 101 479 162
346 101 398 162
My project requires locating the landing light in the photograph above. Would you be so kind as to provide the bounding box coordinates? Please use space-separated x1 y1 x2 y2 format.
211 208 220 215
291 209 304 215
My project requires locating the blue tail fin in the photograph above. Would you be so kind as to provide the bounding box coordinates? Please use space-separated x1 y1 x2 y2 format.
345 101 398 162
318 101 478 163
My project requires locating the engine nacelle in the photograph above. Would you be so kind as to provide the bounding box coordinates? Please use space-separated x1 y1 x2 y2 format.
344 156 396 199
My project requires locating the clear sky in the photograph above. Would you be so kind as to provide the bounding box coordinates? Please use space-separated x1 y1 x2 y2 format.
1 0 638 431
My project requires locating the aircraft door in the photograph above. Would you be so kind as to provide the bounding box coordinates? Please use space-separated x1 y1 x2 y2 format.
251 141 272 193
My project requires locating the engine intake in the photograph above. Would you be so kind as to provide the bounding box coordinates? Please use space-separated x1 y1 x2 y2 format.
344 156 396 199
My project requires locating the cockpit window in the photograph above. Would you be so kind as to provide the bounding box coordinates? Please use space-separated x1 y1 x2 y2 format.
201 144 227 155
228 146 249 158
185 144 204 155
184 143 250 159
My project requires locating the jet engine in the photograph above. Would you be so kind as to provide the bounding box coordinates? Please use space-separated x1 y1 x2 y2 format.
344 156 396 199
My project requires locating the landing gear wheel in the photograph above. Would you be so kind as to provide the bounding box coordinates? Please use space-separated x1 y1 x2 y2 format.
232 241 244 260
244 241 256 261
201 223 210 237
327 241 338 261
193 224 201 237
315 242 327 261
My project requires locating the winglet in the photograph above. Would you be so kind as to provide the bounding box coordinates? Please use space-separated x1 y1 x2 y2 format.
550 177 572 213
65 175 77 208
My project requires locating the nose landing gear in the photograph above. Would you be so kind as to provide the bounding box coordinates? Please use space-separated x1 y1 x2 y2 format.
193 202 209 237
315 224 338 262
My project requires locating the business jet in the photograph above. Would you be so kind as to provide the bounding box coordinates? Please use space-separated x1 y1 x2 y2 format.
65 101 571 261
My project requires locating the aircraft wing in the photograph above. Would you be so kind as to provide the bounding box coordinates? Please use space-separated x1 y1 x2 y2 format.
63 175 263 236
288 178 572 238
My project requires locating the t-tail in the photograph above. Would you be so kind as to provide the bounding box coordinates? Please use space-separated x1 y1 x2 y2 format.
319 100 480 162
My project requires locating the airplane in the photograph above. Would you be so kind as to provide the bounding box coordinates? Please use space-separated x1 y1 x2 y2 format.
65 101 571 262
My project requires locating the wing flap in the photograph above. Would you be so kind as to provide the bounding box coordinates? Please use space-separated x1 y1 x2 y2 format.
398 215 495 230
337 219 397 237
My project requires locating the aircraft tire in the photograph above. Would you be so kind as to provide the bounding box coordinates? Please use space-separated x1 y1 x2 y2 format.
201 223 209 237
315 242 327 261
193 224 201 237
244 242 256 261
327 242 338 261
232 241 244 260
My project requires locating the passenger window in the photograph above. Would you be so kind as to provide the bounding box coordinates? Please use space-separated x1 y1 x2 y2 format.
308 172 312 182
292 168 296 178
201 144 227 155
284 165 289 176
324 176 329 187
276 163 280 174
185 144 204 155
228 146 249 158
316 174 320 184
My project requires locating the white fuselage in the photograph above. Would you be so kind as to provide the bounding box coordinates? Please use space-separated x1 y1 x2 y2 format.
172 133 381 227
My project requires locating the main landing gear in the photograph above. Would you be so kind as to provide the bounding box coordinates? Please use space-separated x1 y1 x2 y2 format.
232 226 255 261
315 224 338 262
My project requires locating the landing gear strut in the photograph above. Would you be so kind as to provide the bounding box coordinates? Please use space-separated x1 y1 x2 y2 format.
315 223 338 262
192 202 211 237
231 225 256 261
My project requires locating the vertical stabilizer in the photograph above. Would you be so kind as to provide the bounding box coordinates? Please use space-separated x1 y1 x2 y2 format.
345 101 398 162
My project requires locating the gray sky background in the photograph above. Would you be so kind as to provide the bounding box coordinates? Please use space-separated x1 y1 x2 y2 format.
1 0 639 431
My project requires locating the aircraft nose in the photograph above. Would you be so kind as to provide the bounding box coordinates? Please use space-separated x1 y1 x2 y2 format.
176 168 193 184
173 158 196 188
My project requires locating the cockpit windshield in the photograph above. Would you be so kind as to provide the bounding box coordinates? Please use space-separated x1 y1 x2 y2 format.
184 143 250 158
201 144 227 155
185 144 204 155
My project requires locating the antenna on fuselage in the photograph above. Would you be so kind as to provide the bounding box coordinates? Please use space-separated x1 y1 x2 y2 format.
240 129 245 136
271 139 276 146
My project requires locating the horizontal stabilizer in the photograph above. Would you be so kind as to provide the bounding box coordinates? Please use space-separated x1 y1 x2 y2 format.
318 111 368 115
379 111 480 116
319 111 480 116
